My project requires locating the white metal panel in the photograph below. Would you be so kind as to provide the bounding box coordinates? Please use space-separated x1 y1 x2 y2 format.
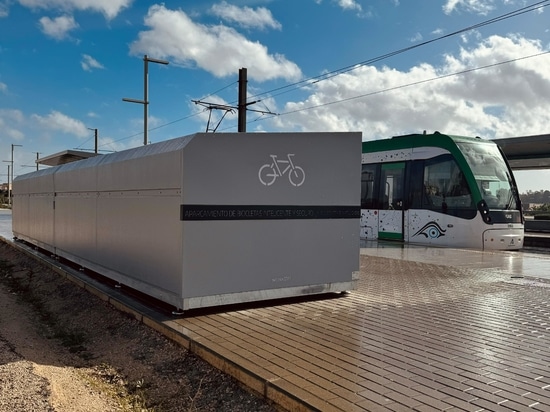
28 193 55 247
54 158 100 192
13 168 56 249
54 192 98 261
183 132 359 206
12 132 361 310
180 132 361 303
94 190 182 294
95 138 190 191
181 219 358 298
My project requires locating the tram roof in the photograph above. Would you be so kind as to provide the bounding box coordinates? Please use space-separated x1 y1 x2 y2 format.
493 133 550 170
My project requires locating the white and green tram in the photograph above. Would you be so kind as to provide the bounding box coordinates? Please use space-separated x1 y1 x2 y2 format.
360 132 524 250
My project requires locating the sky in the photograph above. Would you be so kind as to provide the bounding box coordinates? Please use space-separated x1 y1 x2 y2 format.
1 0 549 193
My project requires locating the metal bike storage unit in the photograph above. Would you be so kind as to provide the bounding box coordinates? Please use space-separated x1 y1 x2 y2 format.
13 132 361 310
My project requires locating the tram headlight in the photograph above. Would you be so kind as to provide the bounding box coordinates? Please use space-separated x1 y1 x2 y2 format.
477 200 492 224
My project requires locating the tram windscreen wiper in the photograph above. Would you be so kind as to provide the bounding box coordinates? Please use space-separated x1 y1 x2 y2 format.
504 189 516 210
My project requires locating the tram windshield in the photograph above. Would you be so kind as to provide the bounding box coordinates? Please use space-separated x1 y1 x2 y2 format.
456 142 519 211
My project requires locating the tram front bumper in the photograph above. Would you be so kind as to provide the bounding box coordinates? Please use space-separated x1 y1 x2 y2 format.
483 229 524 250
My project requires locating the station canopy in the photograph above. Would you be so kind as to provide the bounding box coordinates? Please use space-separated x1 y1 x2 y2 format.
37 150 100 167
493 133 550 170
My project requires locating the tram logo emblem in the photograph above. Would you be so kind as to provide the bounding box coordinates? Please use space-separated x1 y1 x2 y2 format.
258 154 306 187
412 221 447 239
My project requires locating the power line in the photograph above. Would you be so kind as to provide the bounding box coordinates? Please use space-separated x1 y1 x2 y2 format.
75 135 94 150
197 80 238 101
97 112 203 149
96 81 239 149
253 50 550 120
104 0 550 144
199 0 550 132
244 0 550 103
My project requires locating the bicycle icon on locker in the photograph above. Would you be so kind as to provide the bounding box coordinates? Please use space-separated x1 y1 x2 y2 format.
258 154 306 187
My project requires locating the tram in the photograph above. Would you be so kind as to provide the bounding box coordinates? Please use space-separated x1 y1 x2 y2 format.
360 132 524 250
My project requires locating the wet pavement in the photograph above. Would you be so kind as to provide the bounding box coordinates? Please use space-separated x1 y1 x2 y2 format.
0 209 12 240
3 210 550 411
164 247 550 411
362 239 550 280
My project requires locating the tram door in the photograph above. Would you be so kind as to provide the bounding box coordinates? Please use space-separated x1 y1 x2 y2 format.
378 162 405 241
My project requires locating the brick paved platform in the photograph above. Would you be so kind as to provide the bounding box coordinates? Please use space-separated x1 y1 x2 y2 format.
4 229 550 411
155 246 550 411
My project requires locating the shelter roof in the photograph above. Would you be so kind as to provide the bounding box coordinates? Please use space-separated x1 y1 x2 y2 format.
37 150 100 166
493 134 550 170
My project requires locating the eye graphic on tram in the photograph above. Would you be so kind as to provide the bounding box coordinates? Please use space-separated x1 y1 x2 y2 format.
413 222 447 239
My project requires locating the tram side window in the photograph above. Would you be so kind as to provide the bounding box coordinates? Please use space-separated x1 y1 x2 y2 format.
361 164 378 209
380 164 405 210
423 155 473 211
409 161 425 209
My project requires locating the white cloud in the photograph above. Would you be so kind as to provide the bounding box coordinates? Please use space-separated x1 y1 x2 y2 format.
442 0 522 15
81 54 104 71
94 135 140 153
334 0 373 18
0 2 8 18
410 32 423 42
210 1 281 30
337 0 362 12
0 82 7 93
0 109 24 123
18 0 132 19
147 115 163 129
32 110 89 138
39 15 78 40
443 0 485 14
0 109 25 140
130 4 301 82
270 34 550 141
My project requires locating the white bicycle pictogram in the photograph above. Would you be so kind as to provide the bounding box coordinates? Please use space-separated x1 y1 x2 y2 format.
258 154 306 187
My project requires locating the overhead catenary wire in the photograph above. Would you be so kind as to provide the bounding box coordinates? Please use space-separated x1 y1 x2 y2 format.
98 111 203 149
7 2 549 178
196 80 238 102
209 49 550 132
271 50 550 118
103 0 550 145
243 0 550 103
97 80 239 148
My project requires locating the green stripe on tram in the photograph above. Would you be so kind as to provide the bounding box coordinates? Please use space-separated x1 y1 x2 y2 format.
378 232 403 240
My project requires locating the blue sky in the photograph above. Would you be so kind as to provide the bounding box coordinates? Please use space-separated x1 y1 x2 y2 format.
1 0 549 192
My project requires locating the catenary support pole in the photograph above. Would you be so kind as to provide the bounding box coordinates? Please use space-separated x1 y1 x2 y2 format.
238 68 247 132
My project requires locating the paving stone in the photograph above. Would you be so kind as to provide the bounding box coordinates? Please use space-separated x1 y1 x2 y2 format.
23 237 550 412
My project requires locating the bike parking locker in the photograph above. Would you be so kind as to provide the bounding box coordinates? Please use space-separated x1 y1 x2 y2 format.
13 132 362 311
